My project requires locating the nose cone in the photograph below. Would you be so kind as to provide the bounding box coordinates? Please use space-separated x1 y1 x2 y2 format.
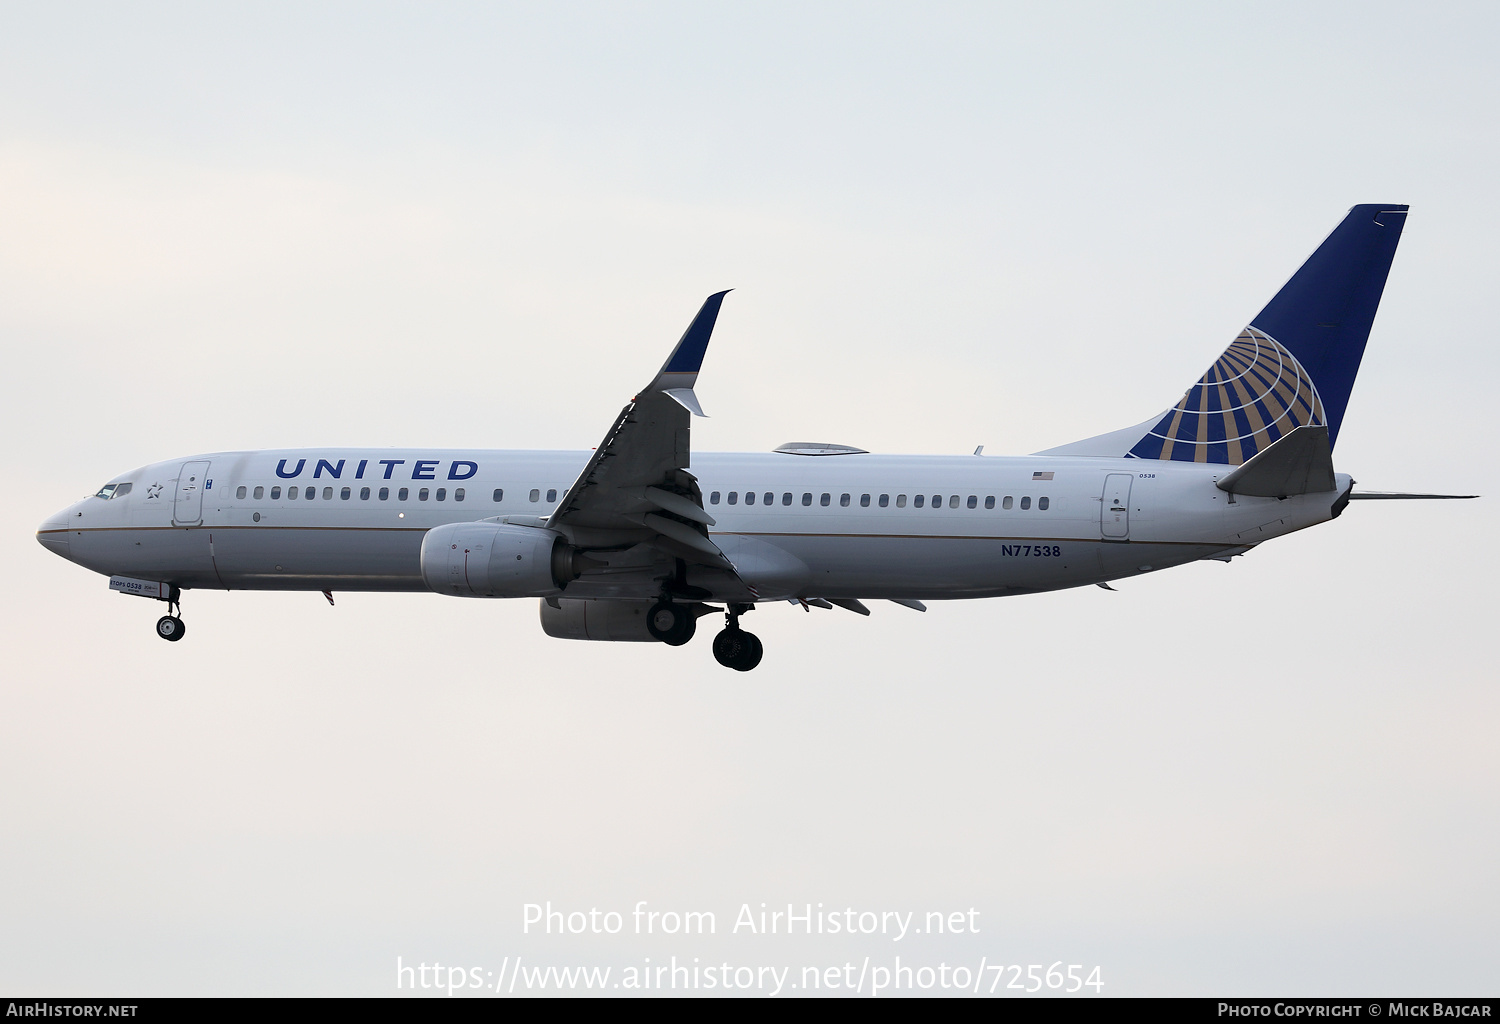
36 512 71 559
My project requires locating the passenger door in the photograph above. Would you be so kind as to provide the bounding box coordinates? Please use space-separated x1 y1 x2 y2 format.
1100 473 1132 540
173 461 211 526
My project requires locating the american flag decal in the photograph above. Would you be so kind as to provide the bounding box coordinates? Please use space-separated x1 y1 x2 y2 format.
1032 471 1054 481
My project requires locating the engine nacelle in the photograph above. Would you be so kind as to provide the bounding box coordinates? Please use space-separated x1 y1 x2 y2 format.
420 522 582 598
539 598 660 642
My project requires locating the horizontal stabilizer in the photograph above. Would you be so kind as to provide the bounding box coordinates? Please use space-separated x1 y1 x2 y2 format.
1216 424 1335 498
1348 491 1478 500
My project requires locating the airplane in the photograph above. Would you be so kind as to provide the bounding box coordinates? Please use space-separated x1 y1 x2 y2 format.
36 204 1474 671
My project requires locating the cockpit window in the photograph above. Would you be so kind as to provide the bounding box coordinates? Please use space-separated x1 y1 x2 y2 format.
94 482 132 500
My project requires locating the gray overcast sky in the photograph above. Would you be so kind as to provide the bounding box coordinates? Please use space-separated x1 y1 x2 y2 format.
2 1 1496 996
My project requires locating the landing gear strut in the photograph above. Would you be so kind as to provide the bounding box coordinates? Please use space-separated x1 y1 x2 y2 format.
646 600 696 646
712 604 762 671
155 589 186 642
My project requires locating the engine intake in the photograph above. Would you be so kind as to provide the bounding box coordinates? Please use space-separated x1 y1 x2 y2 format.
420 522 583 598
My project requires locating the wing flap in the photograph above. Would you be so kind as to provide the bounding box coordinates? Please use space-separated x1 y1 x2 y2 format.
545 292 745 599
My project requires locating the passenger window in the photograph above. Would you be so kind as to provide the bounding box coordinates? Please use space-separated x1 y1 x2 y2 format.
547 488 557 502
984 495 995 509
455 488 465 502
802 493 812 506
763 492 773 506
492 488 504 502
728 491 738 505
236 486 247 499
914 494 925 508
398 487 409 500
254 486 264 500
270 486 281 500
782 492 792 506
709 491 720 505
949 495 959 508
378 487 389 500
839 493 850 507
529 489 540 502
860 494 870 507
1020 496 1031 510
340 487 351 500
419 488 429 501
820 493 831 506
966 495 977 509
323 487 334 500
1038 496 1049 510
744 491 755 505
932 494 942 508
436 488 447 501
288 486 298 499
878 494 888 507
360 486 370 500
1003 496 1013 509
896 494 907 507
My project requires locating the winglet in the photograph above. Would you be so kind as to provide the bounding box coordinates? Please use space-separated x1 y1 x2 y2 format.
647 290 732 396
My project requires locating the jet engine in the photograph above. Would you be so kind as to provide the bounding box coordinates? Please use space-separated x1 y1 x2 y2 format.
539 599 661 642
420 522 587 598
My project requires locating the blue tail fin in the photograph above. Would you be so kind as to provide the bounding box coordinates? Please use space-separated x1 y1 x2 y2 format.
1126 204 1408 465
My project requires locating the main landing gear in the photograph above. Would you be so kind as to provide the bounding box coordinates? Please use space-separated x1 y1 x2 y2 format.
647 597 763 670
646 600 696 646
155 590 186 642
712 604 762 672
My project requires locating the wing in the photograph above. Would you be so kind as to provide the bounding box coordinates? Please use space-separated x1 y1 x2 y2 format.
545 291 754 601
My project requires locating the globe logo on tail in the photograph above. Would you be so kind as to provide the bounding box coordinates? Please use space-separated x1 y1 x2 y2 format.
1128 327 1325 465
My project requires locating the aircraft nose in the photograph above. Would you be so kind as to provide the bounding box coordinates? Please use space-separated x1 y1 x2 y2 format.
36 512 71 559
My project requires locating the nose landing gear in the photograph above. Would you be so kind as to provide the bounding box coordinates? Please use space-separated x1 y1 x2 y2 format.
712 604 762 671
155 589 186 642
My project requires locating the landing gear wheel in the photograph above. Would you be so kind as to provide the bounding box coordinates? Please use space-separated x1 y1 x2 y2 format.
156 615 186 642
712 628 763 671
646 601 695 646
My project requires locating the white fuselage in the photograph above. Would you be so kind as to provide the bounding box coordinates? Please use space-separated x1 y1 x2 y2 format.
37 448 1349 603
